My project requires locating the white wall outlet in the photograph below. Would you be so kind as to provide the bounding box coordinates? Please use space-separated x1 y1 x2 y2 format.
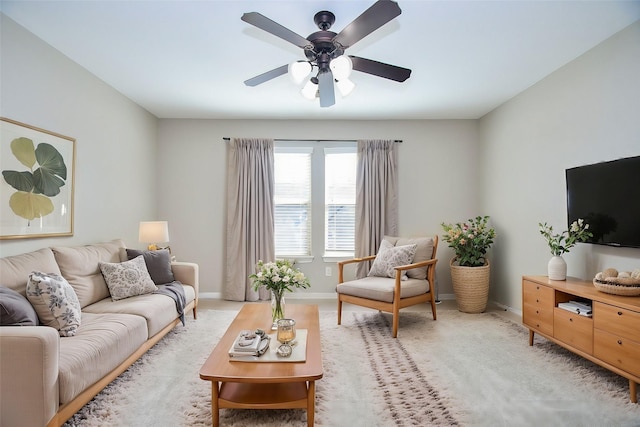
325 267 332 276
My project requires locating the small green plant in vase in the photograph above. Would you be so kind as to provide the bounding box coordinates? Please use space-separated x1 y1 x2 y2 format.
539 219 592 280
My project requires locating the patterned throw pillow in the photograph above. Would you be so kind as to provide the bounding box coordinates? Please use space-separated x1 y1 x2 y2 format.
368 240 417 280
99 255 157 301
26 271 82 337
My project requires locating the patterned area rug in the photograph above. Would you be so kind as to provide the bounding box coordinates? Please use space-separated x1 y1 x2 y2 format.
63 307 640 426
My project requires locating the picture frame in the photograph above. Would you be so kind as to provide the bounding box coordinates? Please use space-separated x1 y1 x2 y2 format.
1 118 75 239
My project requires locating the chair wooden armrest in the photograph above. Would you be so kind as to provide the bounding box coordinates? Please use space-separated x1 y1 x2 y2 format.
393 258 437 272
338 255 377 283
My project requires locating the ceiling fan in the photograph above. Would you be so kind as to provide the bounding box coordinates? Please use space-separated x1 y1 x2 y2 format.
241 0 411 108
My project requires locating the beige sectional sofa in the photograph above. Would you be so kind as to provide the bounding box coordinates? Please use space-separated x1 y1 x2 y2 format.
0 240 199 427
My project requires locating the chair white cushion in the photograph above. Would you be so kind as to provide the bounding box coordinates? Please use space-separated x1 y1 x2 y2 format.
337 276 429 303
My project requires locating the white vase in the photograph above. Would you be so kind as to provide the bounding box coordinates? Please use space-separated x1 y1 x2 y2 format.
548 256 567 280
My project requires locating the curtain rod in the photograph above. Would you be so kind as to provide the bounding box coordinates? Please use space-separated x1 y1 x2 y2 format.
222 137 402 143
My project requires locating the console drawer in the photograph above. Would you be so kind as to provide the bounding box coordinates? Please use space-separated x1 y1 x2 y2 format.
522 280 554 335
594 301 640 342
553 308 593 355
523 280 554 306
594 329 640 377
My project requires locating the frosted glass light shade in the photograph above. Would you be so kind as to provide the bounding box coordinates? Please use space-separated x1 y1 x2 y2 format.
139 221 169 244
289 61 312 84
330 55 352 80
336 78 356 97
301 79 318 100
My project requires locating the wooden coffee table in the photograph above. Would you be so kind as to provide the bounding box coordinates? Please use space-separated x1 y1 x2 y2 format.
199 303 323 426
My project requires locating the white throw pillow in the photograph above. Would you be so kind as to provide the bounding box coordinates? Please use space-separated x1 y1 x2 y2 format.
26 271 82 337
368 240 417 280
99 255 157 301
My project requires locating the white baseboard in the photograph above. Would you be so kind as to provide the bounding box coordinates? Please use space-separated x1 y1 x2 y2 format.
199 292 459 301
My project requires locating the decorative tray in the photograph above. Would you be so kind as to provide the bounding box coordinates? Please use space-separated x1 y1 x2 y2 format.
592 279 640 296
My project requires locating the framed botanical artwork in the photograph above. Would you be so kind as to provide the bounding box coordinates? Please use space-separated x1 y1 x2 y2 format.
0 118 75 239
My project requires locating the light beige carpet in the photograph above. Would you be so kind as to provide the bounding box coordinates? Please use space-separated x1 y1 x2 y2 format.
63 307 640 426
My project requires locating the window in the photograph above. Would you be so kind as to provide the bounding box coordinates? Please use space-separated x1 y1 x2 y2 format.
274 147 312 257
274 142 356 260
324 148 356 254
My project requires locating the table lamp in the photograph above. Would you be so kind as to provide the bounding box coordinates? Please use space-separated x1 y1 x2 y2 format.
139 221 170 251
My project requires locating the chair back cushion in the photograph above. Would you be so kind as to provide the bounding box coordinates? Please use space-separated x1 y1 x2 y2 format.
384 236 434 280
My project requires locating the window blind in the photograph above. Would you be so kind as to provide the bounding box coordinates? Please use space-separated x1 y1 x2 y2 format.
325 148 356 253
274 148 312 256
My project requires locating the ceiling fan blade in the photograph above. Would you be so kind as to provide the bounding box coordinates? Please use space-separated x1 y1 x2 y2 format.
317 70 336 107
349 56 411 82
333 0 402 48
241 12 310 48
244 64 289 86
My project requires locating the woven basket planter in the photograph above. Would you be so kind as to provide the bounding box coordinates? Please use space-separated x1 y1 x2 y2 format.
450 258 491 313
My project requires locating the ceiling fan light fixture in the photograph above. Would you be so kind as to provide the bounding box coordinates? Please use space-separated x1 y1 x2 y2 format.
288 61 312 84
330 55 353 80
336 78 356 97
301 79 318 100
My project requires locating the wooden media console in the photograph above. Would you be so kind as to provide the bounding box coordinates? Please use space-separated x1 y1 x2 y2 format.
522 275 640 403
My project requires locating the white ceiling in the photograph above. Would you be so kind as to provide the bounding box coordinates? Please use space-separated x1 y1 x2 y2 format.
2 0 639 120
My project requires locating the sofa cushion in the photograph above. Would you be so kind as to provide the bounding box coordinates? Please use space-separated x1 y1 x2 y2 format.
0 286 39 326
0 248 61 295
126 249 175 285
385 236 435 280
52 240 125 308
26 272 81 336
83 284 196 337
99 255 157 301
368 240 417 280
336 276 429 303
58 312 148 404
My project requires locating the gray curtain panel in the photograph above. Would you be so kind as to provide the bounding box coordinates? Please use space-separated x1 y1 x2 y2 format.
355 140 399 278
224 138 275 301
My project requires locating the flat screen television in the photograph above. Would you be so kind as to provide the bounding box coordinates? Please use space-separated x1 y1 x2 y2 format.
566 155 640 249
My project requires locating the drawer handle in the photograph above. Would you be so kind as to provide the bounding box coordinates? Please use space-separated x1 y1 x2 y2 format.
536 310 539 314
618 340 623 345
618 311 623 316
569 318 573 322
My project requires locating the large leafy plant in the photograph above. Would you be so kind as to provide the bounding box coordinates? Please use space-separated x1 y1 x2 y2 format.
2 137 67 221
441 215 496 267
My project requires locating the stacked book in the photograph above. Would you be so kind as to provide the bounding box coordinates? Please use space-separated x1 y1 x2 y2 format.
558 300 592 317
229 330 270 358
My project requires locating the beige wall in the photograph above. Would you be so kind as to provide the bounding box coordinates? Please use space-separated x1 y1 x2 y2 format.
0 15 158 257
157 119 479 297
478 21 640 310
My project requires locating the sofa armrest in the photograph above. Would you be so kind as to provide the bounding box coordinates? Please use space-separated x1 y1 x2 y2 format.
171 262 199 296
0 326 60 427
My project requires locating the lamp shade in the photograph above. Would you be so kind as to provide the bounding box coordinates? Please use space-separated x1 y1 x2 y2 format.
289 61 312 85
301 79 318 100
330 55 353 80
336 78 356 97
139 221 169 244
